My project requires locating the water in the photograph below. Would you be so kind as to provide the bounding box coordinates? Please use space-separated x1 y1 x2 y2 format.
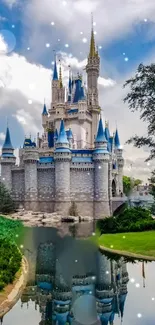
2 225 155 325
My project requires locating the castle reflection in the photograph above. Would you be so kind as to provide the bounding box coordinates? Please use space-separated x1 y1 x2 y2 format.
21 242 129 325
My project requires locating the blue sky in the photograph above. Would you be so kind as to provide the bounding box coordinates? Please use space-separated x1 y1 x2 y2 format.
0 0 155 180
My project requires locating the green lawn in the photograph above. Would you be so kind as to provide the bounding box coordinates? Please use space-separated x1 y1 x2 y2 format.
98 231 155 257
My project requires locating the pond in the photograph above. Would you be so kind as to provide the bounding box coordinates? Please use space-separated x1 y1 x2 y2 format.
2 225 155 325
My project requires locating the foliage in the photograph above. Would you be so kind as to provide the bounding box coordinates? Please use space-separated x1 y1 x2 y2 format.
68 202 78 216
123 175 142 196
97 207 154 234
148 170 155 214
0 182 15 214
123 63 155 161
0 238 22 291
0 215 23 243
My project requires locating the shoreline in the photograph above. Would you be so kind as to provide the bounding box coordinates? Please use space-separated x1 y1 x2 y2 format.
0 256 28 318
99 245 155 261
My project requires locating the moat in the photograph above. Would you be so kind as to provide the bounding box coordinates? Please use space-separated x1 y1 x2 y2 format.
2 226 155 325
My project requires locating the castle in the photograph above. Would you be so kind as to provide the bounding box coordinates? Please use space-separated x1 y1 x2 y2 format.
0 23 124 218
21 241 129 325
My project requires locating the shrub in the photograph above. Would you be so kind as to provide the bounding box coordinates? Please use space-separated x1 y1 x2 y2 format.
97 207 155 234
0 182 15 214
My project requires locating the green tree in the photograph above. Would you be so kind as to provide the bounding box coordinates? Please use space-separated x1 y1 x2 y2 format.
123 63 155 161
123 176 142 196
0 182 15 214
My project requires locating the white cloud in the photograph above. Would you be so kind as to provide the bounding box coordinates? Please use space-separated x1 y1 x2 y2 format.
0 132 5 141
0 35 8 55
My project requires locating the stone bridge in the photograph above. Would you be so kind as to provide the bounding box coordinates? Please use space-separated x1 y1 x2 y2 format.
111 197 128 215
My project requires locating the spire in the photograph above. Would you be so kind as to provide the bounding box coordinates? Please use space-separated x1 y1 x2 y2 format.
57 119 69 144
95 116 107 143
68 65 72 102
42 100 48 115
105 120 110 141
59 60 63 88
53 53 58 80
2 126 14 150
89 13 97 58
115 128 121 149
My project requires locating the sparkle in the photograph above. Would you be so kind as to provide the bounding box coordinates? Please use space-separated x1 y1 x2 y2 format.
28 99 32 105
137 313 142 318
51 21 55 26
99 45 102 49
135 283 140 288
65 43 69 48
123 52 125 55
123 235 126 239
130 278 135 283
152 297 155 301
110 245 113 248
20 245 24 249
80 31 83 35
147 162 150 166
27 47 30 50
106 271 109 274
75 259 78 263
51 61 55 65
62 0 67 5
15 234 19 238
93 22 96 26
58 39 60 42
46 43 50 48
91 276 96 280
144 18 148 22
89 291 92 294
94 31 97 35
124 57 129 62
98 166 101 169
92 232 95 236
82 38 87 43
12 24 15 28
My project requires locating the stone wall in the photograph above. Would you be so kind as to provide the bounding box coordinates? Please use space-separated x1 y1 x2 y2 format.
12 169 25 201
70 168 94 201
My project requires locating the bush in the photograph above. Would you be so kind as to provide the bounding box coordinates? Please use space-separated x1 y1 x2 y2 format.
0 182 15 214
97 207 155 234
0 238 22 291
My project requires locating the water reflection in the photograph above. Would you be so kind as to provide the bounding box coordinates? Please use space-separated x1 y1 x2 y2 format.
2 227 155 325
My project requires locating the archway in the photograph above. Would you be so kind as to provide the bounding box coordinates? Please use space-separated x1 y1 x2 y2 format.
112 179 116 197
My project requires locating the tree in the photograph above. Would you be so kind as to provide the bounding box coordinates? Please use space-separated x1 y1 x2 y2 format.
68 202 78 216
123 176 142 196
123 63 155 161
148 171 155 214
0 182 15 214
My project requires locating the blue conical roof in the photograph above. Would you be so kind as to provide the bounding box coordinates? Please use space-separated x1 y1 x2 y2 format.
119 293 127 319
73 78 85 103
115 129 121 148
42 103 48 115
2 127 14 150
105 126 110 141
66 128 73 139
95 118 107 143
53 59 58 80
57 119 69 144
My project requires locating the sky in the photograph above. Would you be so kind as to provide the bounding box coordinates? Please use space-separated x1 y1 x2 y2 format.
0 0 155 182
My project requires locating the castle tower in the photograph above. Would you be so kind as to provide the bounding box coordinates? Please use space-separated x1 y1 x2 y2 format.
54 119 71 214
114 129 124 194
86 15 100 146
23 146 39 211
0 125 16 191
93 117 110 218
42 101 48 129
51 56 59 108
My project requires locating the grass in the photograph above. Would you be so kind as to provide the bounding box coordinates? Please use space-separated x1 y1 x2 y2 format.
98 231 155 257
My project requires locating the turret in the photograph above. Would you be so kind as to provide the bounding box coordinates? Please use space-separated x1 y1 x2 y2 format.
93 117 110 218
86 15 100 146
114 128 124 194
67 67 72 103
0 125 16 191
66 128 73 148
54 119 71 215
42 101 48 128
57 61 65 104
23 144 39 211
